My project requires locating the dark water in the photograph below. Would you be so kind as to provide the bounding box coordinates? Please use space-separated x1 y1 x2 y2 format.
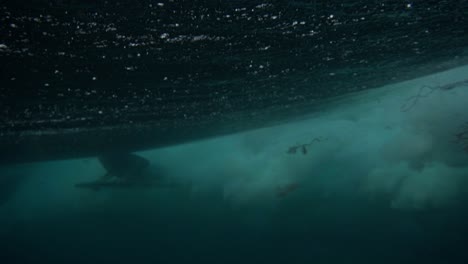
2 172 468 264
2 72 468 263
1 1 468 263
1 0 468 164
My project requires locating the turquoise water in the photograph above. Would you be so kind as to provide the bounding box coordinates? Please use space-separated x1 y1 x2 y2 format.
1 1 468 263
1 67 468 263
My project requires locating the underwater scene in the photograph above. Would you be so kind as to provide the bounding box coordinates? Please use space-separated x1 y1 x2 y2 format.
1 66 468 263
1 1 468 264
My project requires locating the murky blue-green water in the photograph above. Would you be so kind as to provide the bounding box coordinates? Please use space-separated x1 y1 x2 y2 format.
1 1 468 263
2 65 468 263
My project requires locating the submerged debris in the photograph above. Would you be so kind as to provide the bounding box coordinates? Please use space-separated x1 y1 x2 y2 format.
400 79 468 112
286 137 326 155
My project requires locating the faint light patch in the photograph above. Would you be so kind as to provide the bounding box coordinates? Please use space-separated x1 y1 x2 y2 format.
165 34 224 43
192 35 208 42
105 26 117 32
255 3 271 9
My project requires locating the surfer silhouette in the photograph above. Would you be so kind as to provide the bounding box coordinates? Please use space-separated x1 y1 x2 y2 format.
75 153 152 190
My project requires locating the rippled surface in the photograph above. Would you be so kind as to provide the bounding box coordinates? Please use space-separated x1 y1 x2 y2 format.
1 1 467 145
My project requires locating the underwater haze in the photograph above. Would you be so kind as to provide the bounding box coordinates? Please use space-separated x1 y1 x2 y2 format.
2 1 468 263
1 65 468 263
